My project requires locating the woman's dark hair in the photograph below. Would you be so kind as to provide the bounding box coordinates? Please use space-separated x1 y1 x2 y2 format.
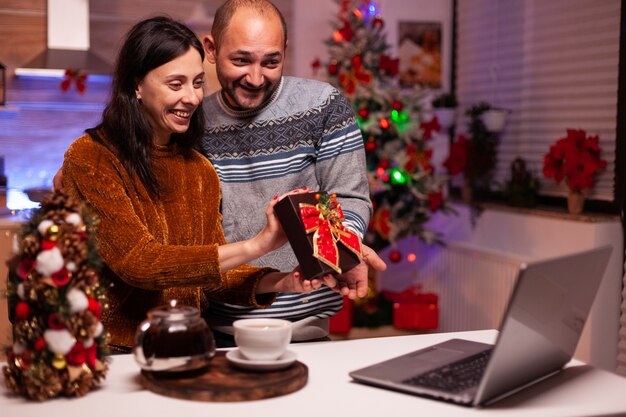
95 16 206 196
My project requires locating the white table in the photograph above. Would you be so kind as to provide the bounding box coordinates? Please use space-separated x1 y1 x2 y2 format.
2 330 626 417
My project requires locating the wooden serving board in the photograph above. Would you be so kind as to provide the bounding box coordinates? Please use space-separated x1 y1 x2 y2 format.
140 351 308 402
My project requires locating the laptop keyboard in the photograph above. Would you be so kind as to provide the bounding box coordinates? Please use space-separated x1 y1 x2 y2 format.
402 350 492 394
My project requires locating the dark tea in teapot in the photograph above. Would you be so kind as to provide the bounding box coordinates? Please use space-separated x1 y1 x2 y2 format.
134 300 215 374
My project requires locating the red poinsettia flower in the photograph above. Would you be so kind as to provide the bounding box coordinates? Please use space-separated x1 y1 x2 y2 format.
379 54 399 76
404 144 433 173
338 67 372 95
443 135 469 176
542 129 606 192
420 116 441 140
369 207 392 240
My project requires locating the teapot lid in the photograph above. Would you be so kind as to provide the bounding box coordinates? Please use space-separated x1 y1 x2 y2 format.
147 299 199 322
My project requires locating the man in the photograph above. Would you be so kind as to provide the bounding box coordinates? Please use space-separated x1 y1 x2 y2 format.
202 0 384 346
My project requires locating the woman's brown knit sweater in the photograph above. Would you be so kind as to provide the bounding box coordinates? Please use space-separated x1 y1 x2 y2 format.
62 133 276 351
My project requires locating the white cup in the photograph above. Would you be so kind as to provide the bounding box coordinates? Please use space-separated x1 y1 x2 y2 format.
233 318 292 361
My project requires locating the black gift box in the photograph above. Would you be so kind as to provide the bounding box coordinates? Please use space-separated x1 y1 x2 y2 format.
274 192 361 279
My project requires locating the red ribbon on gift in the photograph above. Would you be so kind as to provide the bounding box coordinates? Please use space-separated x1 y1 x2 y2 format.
299 195 362 273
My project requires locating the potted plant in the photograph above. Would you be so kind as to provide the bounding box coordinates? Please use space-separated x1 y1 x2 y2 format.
503 157 540 207
431 92 457 130
481 107 509 133
542 128 607 214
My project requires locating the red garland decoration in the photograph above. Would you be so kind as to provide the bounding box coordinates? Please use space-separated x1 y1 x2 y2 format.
299 194 363 273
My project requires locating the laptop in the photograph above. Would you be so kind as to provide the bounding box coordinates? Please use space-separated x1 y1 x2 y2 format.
349 246 613 407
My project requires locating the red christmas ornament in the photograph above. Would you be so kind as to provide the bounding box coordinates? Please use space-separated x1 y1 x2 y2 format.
311 57 321 76
389 250 402 263
378 159 390 169
15 301 30 320
337 19 354 42
379 118 390 129
34 337 46 351
327 63 339 75
351 54 363 68
357 108 369 119
372 16 384 28
365 138 377 153
88 297 102 319
392 100 403 111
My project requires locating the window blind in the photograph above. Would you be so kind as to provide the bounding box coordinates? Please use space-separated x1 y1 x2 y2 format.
456 0 620 201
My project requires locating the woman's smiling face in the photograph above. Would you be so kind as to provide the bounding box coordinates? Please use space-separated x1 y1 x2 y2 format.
135 47 205 145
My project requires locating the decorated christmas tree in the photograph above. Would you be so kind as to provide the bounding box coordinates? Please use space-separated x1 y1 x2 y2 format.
323 0 452 257
3 190 108 401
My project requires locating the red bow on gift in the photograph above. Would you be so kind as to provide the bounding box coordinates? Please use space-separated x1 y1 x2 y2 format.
299 194 363 273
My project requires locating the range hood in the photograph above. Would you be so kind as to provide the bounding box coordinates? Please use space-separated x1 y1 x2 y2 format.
15 0 112 77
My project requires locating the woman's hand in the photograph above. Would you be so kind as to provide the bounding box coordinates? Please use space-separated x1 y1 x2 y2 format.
249 187 310 256
217 188 309 272
257 269 338 294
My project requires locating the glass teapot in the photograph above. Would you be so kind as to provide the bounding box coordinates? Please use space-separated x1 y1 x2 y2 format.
133 300 215 373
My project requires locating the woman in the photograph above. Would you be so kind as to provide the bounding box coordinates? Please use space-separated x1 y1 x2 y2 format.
61 16 333 352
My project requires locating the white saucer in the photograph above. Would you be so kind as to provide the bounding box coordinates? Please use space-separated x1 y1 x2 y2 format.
226 349 297 371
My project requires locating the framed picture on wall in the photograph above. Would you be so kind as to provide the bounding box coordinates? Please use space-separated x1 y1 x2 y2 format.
398 21 442 89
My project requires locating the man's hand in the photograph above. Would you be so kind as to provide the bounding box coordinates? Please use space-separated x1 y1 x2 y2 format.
334 244 387 299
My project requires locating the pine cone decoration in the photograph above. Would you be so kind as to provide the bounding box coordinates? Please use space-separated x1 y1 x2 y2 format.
2 365 21 395
57 230 88 266
21 234 40 258
12 317 44 345
67 311 98 341
63 367 94 397
23 365 64 401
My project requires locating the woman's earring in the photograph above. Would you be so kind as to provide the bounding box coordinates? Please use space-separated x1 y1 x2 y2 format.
136 95 142 104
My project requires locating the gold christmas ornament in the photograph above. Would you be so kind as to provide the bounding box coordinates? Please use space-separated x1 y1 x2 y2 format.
46 224 61 240
52 354 67 370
